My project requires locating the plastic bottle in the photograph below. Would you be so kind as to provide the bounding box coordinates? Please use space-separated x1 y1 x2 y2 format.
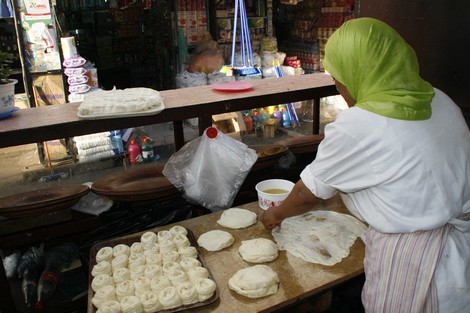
282 108 291 127
110 130 124 155
141 137 154 163
272 107 282 121
243 114 253 134
127 139 142 164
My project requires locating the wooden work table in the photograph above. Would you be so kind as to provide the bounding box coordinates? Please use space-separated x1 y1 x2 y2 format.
91 195 365 313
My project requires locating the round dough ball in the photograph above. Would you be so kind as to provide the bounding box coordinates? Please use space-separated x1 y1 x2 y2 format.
217 208 257 229
150 276 172 293
130 264 146 280
113 244 130 257
98 300 121 313
140 231 157 246
162 261 183 275
130 242 144 255
177 281 198 305
158 286 183 310
162 250 180 264
128 253 146 267
169 225 188 236
157 230 173 243
115 280 135 301
134 276 151 294
172 234 191 248
92 260 112 277
91 273 114 292
145 264 163 279
167 269 188 287
120 295 143 313
187 266 209 283
139 290 162 312
228 265 279 298
96 246 113 263
145 253 163 266
159 240 177 253
111 254 129 271
197 230 234 252
92 285 116 309
238 238 279 263
142 243 159 257
113 267 131 284
194 277 217 302
178 246 198 259
180 257 201 271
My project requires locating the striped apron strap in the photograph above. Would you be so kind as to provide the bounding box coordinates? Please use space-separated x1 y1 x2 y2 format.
361 225 450 313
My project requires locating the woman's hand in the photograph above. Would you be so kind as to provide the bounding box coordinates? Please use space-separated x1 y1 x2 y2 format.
261 206 284 230
260 179 321 230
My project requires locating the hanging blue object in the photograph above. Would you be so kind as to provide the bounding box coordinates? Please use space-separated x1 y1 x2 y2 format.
229 0 262 78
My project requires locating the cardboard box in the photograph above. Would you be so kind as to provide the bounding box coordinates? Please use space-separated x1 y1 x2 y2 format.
212 112 246 141
32 74 66 106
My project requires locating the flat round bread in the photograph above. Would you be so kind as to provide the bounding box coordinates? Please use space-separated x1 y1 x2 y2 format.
217 208 257 229
228 265 279 298
197 230 234 251
272 210 367 266
238 238 279 263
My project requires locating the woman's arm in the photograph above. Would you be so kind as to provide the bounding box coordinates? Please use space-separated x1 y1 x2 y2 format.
260 179 321 229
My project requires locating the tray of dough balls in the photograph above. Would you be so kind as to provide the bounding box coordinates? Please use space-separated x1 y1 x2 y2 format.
88 225 219 313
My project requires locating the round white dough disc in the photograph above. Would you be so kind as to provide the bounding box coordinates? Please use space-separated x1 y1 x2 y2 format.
238 238 279 263
228 265 279 298
197 230 234 252
217 208 257 229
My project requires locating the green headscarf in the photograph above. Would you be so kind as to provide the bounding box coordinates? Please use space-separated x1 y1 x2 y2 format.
323 17 434 120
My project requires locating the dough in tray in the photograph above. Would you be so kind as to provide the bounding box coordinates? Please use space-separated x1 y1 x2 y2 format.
91 227 218 312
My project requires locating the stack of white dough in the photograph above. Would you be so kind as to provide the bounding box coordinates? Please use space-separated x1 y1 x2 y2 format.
90 225 217 313
73 132 115 163
77 87 164 118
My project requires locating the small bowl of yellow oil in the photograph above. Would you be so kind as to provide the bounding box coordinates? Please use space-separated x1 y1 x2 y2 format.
255 179 295 210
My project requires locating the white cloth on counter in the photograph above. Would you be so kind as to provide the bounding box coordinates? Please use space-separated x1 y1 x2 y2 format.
73 132 115 163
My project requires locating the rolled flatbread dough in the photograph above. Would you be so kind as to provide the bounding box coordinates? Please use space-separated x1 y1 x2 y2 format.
197 230 234 251
272 210 367 266
228 265 279 298
217 208 257 229
238 238 279 263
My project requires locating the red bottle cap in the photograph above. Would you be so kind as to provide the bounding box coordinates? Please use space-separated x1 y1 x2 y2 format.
206 127 218 139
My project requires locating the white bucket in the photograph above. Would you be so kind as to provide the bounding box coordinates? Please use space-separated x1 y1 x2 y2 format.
0 79 17 114
255 179 295 210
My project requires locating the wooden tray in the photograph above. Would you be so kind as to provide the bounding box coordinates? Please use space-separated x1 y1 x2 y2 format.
250 144 289 171
0 185 89 218
91 164 179 198
87 227 219 313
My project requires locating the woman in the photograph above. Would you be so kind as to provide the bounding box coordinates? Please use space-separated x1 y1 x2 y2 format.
261 18 470 312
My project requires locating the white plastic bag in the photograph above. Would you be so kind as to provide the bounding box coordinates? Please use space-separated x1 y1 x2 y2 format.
163 127 258 211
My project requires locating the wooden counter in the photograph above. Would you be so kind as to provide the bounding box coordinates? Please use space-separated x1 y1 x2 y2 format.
0 74 337 149
97 195 365 313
